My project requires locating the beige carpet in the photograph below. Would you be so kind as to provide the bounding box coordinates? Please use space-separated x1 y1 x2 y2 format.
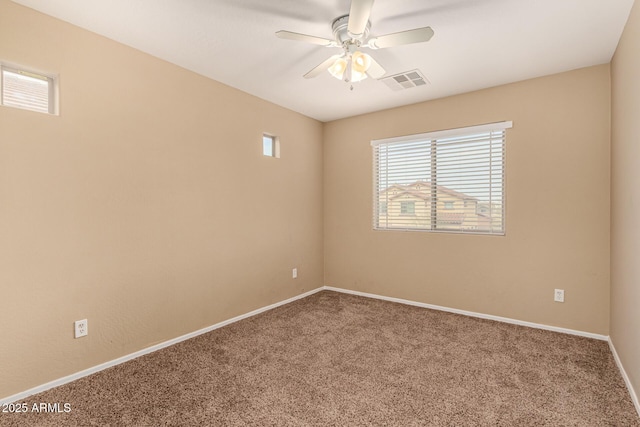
2 291 638 426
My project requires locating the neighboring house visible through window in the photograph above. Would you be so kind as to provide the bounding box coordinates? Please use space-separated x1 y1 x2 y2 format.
0 64 56 114
372 121 512 235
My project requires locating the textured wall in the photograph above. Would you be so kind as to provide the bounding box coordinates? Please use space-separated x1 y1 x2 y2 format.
0 0 323 399
611 0 640 408
324 65 611 335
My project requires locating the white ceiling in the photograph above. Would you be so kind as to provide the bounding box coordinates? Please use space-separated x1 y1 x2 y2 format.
11 0 635 122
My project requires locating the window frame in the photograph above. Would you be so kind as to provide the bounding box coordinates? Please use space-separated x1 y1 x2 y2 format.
371 121 512 235
0 64 57 115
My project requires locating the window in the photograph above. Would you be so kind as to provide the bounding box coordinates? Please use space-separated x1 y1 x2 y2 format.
263 134 280 158
1 65 56 114
372 121 511 235
379 201 388 215
400 201 415 215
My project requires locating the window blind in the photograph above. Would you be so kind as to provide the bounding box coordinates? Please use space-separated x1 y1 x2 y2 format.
372 121 511 235
1 66 54 114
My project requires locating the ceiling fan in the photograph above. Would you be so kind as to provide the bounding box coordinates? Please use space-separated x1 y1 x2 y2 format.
275 0 434 86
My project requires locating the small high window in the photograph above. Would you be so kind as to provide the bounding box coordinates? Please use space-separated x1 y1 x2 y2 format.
1 65 56 114
262 134 280 158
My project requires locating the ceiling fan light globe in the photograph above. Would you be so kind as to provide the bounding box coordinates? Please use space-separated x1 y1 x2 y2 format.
352 51 371 73
328 57 348 80
350 69 368 82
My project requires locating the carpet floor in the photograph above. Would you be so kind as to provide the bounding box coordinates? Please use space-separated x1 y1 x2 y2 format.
2 290 639 426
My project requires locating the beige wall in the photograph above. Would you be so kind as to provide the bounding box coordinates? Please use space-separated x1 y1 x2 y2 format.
611 0 640 406
0 0 323 399
324 65 611 335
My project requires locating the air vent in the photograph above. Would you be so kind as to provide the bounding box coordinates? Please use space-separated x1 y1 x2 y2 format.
380 70 430 91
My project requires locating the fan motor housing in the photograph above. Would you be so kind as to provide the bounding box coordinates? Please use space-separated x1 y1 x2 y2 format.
332 15 371 44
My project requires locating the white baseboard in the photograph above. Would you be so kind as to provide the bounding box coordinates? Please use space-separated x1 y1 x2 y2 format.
609 338 640 417
323 286 609 341
0 287 324 405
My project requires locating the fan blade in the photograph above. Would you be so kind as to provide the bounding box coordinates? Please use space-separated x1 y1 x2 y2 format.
276 30 336 47
304 55 342 79
365 56 385 79
368 27 434 49
348 0 375 37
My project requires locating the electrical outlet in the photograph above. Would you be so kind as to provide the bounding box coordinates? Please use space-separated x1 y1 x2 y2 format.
554 289 565 303
292 268 298 279
74 319 88 338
